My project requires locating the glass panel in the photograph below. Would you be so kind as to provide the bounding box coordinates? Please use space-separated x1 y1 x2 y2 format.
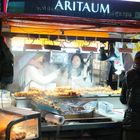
10 118 38 139
0 112 22 139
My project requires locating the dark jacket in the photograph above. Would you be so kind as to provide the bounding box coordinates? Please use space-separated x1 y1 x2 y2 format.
0 36 13 85
120 64 140 130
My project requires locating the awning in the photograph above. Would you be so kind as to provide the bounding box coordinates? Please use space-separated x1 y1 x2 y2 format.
1 0 140 39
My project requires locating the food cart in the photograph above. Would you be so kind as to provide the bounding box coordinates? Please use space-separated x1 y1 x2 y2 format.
0 0 140 140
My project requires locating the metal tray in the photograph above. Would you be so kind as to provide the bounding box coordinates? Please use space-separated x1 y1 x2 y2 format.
31 101 60 115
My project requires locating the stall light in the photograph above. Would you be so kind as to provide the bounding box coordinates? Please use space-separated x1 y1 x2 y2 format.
38 49 50 52
61 41 76 48
24 49 49 52
61 47 79 53
80 49 90 54
23 48 50 52
24 49 38 52
39 46 50 52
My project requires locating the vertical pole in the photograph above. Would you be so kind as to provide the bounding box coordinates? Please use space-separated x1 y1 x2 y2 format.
1 0 7 34
0 19 2 35
117 75 120 90
2 0 8 42
99 60 101 85
3 0 7 12
1 0 7 12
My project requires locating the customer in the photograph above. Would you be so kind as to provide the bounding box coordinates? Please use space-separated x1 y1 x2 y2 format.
16 52 60 91
120 51 140 140
0 36 13 89
67 53 94 88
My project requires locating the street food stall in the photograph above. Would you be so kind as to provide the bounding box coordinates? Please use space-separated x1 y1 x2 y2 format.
0 0 140 139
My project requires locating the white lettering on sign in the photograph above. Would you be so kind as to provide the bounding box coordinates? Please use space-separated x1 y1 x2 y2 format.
55 0 64 10
82 2 91 12
73 1 76 11
91 4 99 13
55 0 110 14
100 3 110 13
76 1 83 11
65 1 72 11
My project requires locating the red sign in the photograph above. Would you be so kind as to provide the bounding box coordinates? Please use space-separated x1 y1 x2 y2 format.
119 48 132 53
82 47 97 52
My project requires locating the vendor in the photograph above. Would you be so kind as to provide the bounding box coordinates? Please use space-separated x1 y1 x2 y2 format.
67 53 94 88
15 52 60 91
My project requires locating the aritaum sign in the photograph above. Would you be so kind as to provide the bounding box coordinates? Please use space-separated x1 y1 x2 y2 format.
54 0 110 14
7 0 140 20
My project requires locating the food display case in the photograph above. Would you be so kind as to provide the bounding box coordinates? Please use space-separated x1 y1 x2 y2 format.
0 107 41 140
13 87 123 140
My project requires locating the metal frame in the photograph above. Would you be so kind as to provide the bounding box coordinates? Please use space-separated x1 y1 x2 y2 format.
0 107 41 140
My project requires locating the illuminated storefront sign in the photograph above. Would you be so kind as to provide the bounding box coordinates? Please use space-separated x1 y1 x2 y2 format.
7 0 140 20
54 0 110 14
